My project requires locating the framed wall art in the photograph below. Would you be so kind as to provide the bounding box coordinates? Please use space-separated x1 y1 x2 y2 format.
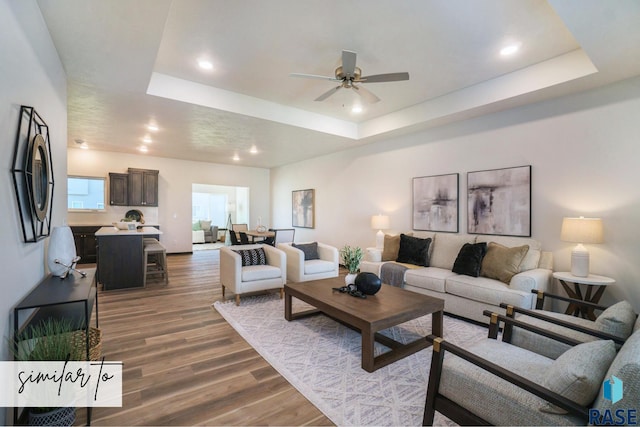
467 165 531 237
412 173 459 232
292 189 315 228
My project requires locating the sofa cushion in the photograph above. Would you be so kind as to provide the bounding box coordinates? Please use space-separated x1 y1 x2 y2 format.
594 300 637 339
452 242 488 277
396 234 431 266
480 242 529 284
241 264 282 282
446 274 531 307
430 234 476 270
382 233 412 261
233 248 267 266
292 242 319 260
540 340 616 413
199 220 212 231
404 267 458 293
476 235 541 271
304 259 335 275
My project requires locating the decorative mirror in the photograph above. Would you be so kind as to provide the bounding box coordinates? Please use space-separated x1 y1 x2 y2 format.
12 106 55 242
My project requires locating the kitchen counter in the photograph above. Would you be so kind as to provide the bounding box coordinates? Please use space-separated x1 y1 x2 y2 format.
96 226 163 236
96 227 162 290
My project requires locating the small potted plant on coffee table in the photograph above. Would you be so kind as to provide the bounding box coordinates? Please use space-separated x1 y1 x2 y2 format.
340 245 363 285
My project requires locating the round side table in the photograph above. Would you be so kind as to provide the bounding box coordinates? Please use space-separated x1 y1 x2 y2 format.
552 271 615 320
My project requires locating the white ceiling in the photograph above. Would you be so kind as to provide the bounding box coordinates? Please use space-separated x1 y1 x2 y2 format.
36 0 640 168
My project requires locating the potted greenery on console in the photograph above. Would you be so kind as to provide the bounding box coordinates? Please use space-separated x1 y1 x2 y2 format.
340 245 363 285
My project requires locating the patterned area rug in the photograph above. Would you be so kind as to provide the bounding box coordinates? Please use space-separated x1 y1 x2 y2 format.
213 293 488 426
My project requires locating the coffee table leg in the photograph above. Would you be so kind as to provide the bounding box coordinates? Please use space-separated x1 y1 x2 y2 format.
284 290 292 321
362 326 375 372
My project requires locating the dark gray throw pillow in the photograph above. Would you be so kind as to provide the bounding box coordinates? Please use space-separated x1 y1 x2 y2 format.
233 248 267 266
292 242 319 260
452 242 488 277
396 234 431 267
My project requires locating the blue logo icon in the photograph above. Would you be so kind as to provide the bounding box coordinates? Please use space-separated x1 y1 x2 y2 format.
603 375 623 404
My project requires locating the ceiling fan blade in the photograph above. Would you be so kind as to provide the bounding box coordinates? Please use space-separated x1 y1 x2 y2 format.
341 50 357 78
315 85 342 102
351 85 380 104
359 72 410 83
289 73 340 82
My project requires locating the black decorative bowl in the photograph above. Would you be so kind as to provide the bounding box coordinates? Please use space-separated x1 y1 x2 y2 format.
355 272 382 295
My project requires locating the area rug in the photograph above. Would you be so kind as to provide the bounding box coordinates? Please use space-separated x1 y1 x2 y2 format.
213 293 489 426
192 242 225 251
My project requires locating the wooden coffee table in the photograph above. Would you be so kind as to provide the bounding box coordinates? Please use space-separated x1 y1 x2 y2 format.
284 276 444 372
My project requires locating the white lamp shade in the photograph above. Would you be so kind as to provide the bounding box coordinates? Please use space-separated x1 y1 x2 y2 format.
560 217 603 243
47 226 77 276
371 215 390 230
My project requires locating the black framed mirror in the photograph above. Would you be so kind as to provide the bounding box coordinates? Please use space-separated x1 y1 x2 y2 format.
12 106 55 242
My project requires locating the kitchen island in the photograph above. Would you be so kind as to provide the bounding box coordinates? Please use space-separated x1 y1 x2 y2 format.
96 226 162 290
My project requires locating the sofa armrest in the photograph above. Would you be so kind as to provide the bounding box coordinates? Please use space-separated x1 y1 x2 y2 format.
510 268 552 296
278 243 304 281
364 247 382 262
317 243 339 264
262 244 287 283
220 247 242 290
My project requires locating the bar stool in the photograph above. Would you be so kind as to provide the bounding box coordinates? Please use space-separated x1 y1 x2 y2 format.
143 239 168 285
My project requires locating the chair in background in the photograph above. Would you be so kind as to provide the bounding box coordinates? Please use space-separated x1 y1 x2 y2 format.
278 242 339 282
238 231 250 244
273 228 295 245
228 230 240 245
220 244 286 305
499 290 638 359
232 224 248 232
143 238 168 285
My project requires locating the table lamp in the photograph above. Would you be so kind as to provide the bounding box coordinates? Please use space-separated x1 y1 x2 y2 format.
371 214 390 250
560 217 603 277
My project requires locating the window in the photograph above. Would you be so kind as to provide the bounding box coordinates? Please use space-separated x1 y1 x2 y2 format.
68 176 106 211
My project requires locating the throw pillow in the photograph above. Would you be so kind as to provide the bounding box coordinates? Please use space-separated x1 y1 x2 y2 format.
539 340 616 414
192 221 201 231
480 242 529 284
233 248 267 267
292 242 319 260
199 220 212 231
396 234 431 267
452 242 488 277
594 300 637 339
381 233 412 261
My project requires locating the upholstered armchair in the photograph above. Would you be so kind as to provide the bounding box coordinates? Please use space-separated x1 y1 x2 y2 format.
500 290 638 359
277 242 339 282
220 244 286 305
423 310 640 426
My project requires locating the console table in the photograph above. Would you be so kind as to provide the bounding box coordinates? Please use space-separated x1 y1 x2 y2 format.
553 271 615 320
12 268 98 424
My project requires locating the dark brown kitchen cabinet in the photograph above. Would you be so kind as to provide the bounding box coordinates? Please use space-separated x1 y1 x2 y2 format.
71 225 100 264
109 172 128 206
127 168 159 207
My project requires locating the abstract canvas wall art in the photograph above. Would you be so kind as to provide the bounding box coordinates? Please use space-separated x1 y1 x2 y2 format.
413 173 459 232
292 189 315 228
467 165 531 237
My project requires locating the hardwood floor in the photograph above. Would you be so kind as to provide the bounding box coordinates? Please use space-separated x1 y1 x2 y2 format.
79 250 333 426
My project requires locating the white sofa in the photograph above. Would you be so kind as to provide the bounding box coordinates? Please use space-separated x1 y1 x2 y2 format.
277 242 339 282
360 232 553 324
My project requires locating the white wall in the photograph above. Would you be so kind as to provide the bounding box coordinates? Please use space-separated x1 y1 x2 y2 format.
67 149 270 253
0 0 67 423
271 76 640 311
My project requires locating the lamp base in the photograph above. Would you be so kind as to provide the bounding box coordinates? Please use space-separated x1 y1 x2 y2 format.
375 230 385 250
571 244 590 277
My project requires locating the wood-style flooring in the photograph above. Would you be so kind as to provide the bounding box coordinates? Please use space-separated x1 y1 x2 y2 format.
78 250 333 426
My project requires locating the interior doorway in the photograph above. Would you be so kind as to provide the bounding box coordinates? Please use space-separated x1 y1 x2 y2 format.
191 184 250 250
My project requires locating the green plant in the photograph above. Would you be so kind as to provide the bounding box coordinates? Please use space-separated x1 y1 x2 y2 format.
340 245 363 274
10 318 84 362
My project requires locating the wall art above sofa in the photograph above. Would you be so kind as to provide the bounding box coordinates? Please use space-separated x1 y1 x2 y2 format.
412 173 459 233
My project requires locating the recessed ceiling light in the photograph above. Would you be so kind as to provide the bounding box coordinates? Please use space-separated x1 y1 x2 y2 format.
143 136 152 144
147 124 159 132
79 143 89 150
232 154 240 161
249 146 258 154
500 44 520 56
139 146 148 153
352 105 363 114
198 59 214 70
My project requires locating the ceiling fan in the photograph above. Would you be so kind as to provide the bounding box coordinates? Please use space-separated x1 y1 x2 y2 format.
290 50 409 103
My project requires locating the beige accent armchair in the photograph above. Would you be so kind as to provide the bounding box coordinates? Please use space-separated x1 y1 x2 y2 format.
220 244 286 305
277 242 339 282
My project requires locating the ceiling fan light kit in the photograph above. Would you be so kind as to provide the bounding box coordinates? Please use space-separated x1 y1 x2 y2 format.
291 50 409 104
